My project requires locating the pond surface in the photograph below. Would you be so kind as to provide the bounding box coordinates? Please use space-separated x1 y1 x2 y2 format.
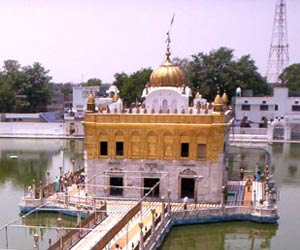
0 139 299 249
0 138 84 249
160 143 300 250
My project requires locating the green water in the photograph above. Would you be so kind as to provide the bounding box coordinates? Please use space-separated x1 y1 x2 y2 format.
0 139 299 249
0 138 84 249
160 143 300 250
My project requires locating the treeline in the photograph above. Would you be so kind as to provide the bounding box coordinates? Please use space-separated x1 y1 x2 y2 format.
0 60 52 113
113 47 272 106
1 47 299 113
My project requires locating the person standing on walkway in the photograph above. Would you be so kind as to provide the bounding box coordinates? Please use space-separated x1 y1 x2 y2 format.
240 167 245 181
183 196 188 210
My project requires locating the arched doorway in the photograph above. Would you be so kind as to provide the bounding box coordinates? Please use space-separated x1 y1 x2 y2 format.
179 169 196 199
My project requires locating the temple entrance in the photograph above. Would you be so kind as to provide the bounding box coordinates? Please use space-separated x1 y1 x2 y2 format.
143 178 160 197
110 177 123 196
180 178 195 199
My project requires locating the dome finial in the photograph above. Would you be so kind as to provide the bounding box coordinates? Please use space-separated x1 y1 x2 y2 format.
165 31 171 63
165 14 175 63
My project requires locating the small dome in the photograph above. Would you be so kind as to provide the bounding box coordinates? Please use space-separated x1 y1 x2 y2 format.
149 59 185 87
195 91 201 99
222 91 228 104
87 93 95 105
214 92 223 105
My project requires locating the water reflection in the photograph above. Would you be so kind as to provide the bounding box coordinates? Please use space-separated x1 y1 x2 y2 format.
161 143 300 250
22 213 77 242
0 138 84 249
160 222 278 250
0 138 84 187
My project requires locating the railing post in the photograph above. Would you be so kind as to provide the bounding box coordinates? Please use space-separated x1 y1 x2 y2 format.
151 208 156 235
161 196 165 219
65 191 69 208
221 186 225 208
138 222 144 250
32 179 36 199
57 216 63 250
33 230 39 250
77 204 82 237
47 171 50 185
39 181 43 200
167 189 171 215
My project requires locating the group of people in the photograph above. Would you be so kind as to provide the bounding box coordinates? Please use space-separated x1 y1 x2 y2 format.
54 171 85 192
239 164 269 192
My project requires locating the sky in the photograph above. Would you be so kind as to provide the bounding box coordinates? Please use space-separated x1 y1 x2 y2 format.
0 0 299 84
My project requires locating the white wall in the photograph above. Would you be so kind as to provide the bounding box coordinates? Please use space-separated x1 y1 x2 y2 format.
235 87 300 124
0 122 64 137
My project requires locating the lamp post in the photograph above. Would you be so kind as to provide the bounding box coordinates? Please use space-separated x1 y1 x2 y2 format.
235 87 242 119
33 230 39 250
57 216 63 250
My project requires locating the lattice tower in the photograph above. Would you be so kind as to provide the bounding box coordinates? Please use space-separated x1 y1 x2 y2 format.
266 0 289 84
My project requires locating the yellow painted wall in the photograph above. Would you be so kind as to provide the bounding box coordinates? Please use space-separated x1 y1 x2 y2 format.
83 113 227 162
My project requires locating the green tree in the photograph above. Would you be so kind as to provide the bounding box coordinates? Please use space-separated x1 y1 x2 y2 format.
21 62 52 112
279 63 300 91
186 47 270 101
113 68 152 106
82 78 102 87
0 77 15 112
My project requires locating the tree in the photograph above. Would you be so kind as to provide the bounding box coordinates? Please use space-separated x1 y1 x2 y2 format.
21 62 52 112
0 77 15 112
113 68 152 106
279 63 300 91
186 47 270 101
81 78 102 87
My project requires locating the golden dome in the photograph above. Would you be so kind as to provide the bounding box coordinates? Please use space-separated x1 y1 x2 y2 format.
222 91 228 104
149 60 185 87
149 32 185 87
214 92 223 105
87 93 95 105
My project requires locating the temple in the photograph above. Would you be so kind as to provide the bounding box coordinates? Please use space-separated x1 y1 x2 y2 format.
82 35 231 204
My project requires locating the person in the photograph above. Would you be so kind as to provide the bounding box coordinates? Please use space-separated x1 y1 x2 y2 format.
256 166 262 181
240 167 245 181
54 177 60 192
245 176 252 192
183 196 188 210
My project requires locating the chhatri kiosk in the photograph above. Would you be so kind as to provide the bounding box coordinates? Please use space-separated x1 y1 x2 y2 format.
82 39 231 204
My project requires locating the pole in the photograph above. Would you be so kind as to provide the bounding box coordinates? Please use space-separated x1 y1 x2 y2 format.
5 226 8 249
33 231 40 250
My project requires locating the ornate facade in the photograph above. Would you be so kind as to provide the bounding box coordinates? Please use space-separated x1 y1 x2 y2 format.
83 38 231 203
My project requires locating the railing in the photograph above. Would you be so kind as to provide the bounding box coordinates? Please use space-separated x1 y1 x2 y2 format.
93 201 142 250
171 205 276 220
232 127 268 135
48 203 107 250
144 213 172 250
